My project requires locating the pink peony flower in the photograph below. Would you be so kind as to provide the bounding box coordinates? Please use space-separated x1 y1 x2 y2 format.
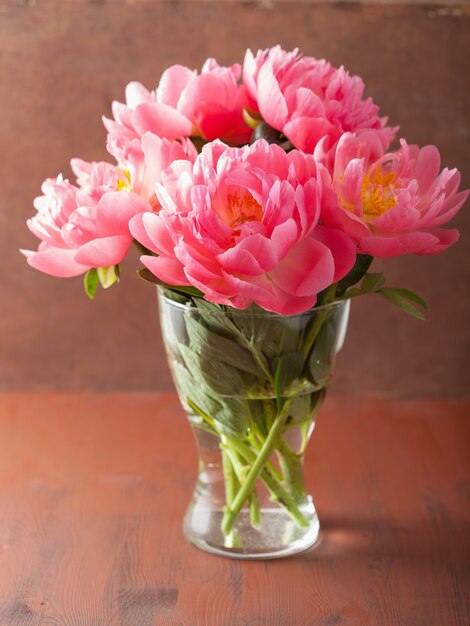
129 139 357 314
107 132 198 203
103 59 252 147
21 162 148 277
322 133 469 257
243 46 396 160
21 134 193 277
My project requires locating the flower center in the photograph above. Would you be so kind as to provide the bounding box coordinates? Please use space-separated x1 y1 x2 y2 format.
360 165 398 218
116 169 132 192
226 190 263 230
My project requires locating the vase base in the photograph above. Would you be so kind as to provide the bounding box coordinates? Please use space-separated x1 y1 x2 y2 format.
183 501 320 560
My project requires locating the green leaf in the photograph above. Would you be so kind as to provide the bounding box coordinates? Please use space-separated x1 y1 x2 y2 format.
172 358 221 417
84 268 99 300
341 287 362 299
287 394 312 425
248 399 270 437
176 342 252 435
215 397 251 437
137 267 159 284
160 288 190 305
381 288 429 310
377 288 429 321
274 352 305 398
336 254 373 295
177 343 205 382
184 315 262 377
258 317 305 361
133 239 152 256
97 265 119 289
193 300 226 314
137 269 204 298
340 272 386 300
308 320 336 387
199 357 248 396
287 388 326 427
229 307 270 344
194 299 241 338
360 272 386 293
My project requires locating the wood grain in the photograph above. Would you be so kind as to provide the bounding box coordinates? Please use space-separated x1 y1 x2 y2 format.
0 392 468 625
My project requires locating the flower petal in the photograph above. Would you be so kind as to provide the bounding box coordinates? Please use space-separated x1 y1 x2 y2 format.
132 103 193 139
140 254 189 285
75 235 132 266
21 246 90 277
257 61 288 130
269 236 335 297
157 65 195 107
96 192 150 233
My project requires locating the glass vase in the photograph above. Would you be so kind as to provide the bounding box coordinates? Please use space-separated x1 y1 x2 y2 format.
158 288 350 559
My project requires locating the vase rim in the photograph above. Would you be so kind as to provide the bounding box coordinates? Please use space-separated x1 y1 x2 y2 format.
157 286 349 318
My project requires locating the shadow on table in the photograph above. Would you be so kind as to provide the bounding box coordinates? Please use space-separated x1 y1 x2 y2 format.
298 513 469 567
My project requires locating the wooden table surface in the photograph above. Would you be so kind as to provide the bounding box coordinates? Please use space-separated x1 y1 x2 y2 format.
0 392 468 626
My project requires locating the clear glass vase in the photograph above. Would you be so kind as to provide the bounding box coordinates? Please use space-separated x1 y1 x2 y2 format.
158 288 350 559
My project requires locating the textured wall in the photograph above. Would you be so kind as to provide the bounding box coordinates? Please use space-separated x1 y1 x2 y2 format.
1 0 469 397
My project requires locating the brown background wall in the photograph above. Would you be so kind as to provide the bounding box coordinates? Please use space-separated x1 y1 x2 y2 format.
1 0 469 397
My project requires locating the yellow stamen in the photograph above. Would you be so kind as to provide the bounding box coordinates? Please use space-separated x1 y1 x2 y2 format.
116 169 131 192
360 165 398 218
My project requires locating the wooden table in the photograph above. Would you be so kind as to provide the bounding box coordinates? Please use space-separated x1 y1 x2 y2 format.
0 392 468 626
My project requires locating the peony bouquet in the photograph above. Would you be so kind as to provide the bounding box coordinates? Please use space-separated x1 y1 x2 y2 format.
22 46 468 556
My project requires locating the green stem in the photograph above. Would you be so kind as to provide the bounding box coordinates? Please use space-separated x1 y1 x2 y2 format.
248 426 283 481
298 420 311 455
221 444 263 530
188 399 309 531
259 468 309 528
302 284 337 360
276 438 306 504
263 398 277 429
221 398 294 535
221 444 247 483
221 444 239 506
226 436 282 483
225 437 309 528
249 490 262 529
187 399 218 432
